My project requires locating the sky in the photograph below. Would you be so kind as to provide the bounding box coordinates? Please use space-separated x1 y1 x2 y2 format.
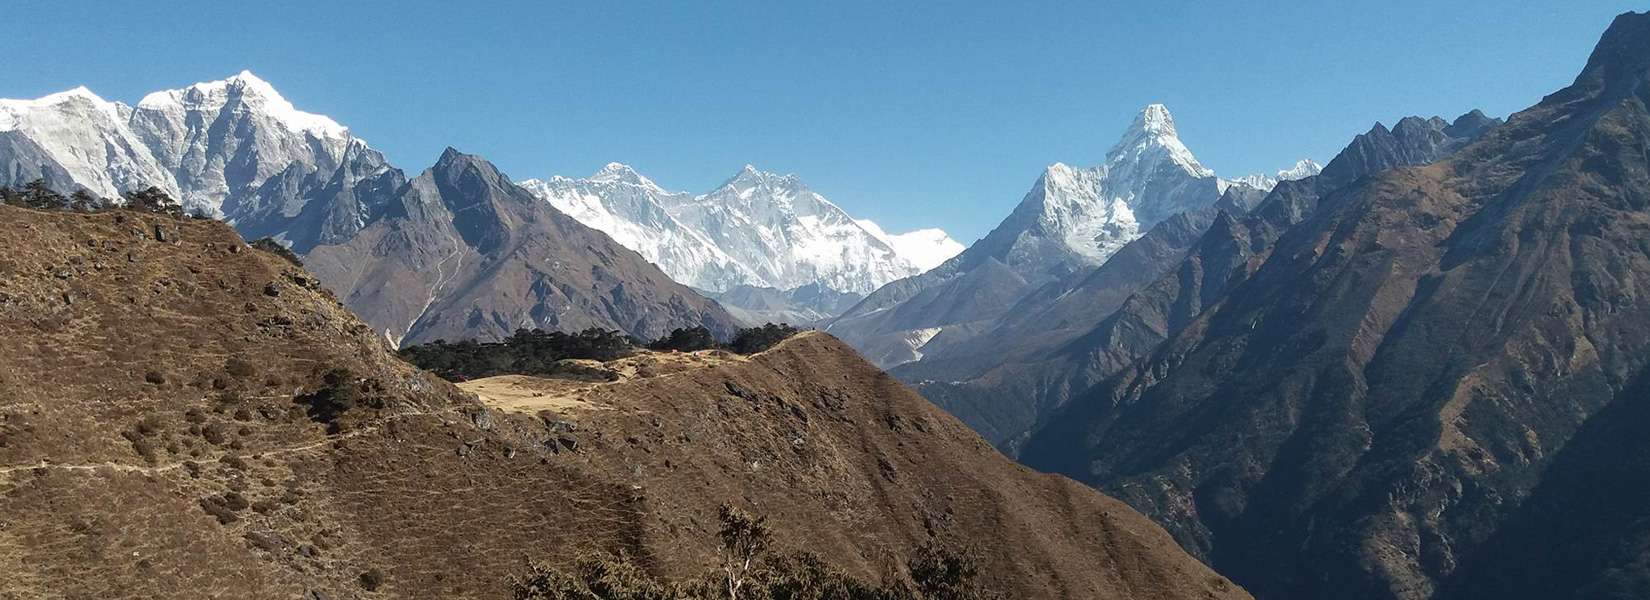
2 1 1638 242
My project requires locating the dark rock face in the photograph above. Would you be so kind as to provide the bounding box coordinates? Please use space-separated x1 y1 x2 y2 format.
303 148 742 347
902 111 1496 452
1023 12 1650 600
227 142 405 254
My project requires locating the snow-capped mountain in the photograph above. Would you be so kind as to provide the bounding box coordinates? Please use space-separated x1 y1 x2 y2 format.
520 163 963 296
969 103 1232 277
1227 158 1323 192
131 70 360 217
0 72 382 251
828 103 1303 368
519 164 758 292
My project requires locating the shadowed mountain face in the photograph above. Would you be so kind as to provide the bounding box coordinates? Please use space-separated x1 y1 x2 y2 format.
899 111 1497 452
303 148 741 347
0 204 1249 600
1023 12 1650 600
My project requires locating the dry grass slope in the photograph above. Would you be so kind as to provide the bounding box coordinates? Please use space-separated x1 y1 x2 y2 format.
0 205 1247 600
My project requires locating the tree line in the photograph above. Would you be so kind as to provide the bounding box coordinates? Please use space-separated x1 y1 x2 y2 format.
400 323 803 382
0 178 185 217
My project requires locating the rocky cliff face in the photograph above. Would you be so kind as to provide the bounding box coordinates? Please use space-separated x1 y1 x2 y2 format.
0 203 1249 600
1022 12 1650 600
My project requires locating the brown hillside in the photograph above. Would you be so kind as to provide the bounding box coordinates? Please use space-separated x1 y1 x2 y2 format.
0 204 1246 600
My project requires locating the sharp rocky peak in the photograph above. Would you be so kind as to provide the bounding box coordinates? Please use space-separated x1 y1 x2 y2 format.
1572 10 1650 92
432 147 507 184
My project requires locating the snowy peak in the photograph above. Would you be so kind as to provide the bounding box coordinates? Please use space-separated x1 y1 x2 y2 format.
1227 158 1323 192
1106 103 1214 178
1278 158 1323 180
1133 103 1179 137
855 219 965 271
977 104 1229 273
136 70 349 139
716 164 804 195
587 162 658 187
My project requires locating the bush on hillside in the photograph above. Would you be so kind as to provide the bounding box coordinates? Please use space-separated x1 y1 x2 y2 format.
509 504 997 600
250 237 304 267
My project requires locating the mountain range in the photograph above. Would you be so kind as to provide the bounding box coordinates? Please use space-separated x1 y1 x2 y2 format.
7 10 1650 600
0 72 966 341
520 162 963 317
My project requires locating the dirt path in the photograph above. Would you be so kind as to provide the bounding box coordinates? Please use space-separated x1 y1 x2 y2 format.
0 408 450 481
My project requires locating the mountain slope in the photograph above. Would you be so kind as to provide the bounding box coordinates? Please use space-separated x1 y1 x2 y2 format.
0 203 1249 600
1022 12 1650 600
303 148 741 347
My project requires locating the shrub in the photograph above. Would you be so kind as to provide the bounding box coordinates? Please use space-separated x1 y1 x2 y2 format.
250 237 303 267
122 186 184 217
293 368 387 433
509 505 997 600
359 568 385 591
224 357 257 379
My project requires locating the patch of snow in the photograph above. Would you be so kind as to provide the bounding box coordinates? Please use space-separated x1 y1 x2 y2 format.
903 327 944 361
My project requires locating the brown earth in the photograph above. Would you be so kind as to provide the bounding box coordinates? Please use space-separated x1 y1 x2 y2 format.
0 204 1248 600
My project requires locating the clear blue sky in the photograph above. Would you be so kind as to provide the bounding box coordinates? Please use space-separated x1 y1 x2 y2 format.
3 1 1637 241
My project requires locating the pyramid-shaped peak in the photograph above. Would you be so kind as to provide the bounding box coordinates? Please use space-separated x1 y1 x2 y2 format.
720 164 800 190
1132 104 1179 137
592 162 639 179
588 162 661 188
1105 103 1213 178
